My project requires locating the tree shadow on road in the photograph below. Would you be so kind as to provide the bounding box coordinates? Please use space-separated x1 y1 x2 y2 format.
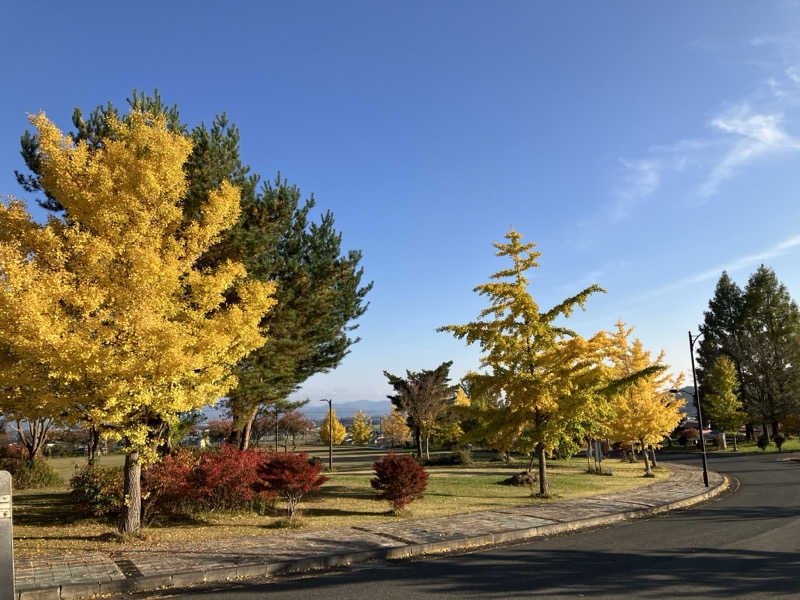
122 545 800 598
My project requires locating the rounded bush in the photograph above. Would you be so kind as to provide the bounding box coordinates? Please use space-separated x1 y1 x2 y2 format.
371 451 429 511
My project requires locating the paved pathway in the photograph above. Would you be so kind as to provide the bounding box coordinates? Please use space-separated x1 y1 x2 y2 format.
12 464 726 600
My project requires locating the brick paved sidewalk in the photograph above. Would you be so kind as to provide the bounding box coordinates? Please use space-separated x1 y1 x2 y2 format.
12 463 727 600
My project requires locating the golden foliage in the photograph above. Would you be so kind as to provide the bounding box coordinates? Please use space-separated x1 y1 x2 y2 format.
349 409 373 445
0 111 275 455
607 322 684 447
381 407 411 445
319 408 346 445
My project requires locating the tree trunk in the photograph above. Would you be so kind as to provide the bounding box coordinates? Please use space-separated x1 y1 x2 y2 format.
425 434 430 461
762 423 771 443
720 432 727 450
415 429 422 459
641 441 652 476
528 451 536 473
227 428 241 448
16 418 51 461
87 426 100 466
649 446 658 468
119 451 142 535
239 404 259 451
771 421 780 439
586 440 593 473
733 434 738 451
745 423 754 441
536 443 549 497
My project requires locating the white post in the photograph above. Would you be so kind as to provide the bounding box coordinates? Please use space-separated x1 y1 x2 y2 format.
0 471 14 600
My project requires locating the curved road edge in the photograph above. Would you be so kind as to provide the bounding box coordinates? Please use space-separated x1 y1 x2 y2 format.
385 466 733 560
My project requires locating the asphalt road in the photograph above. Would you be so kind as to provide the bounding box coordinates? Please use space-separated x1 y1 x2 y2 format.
133 453 800 599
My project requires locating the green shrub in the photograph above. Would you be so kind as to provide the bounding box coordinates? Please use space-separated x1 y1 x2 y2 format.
456 447 472 465
70 465 124 518
424 450 472 466
774 434 785 452
0 457 62 489
757 435 770 450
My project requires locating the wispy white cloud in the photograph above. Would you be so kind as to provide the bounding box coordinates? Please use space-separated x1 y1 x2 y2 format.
698 104 800 197
634 233 800 301
610 159 661 222
611 59 800 220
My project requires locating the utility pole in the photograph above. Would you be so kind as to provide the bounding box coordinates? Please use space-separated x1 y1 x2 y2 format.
274 406 280 452
689 331 710 487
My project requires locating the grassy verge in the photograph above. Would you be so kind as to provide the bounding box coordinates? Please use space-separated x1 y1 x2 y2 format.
12 457 665 558
662 437 800 454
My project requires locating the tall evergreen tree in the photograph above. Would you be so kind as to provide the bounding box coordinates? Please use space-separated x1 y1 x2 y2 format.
13 91 371 450
697 271 750 435
697 272 746 389
738 265 800 437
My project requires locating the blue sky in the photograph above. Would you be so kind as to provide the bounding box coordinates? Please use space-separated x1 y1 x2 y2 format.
2 1 800 404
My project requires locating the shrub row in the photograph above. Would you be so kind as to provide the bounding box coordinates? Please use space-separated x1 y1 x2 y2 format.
70 446 328 523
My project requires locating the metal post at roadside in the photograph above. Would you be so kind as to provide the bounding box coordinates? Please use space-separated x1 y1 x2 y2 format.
274 407 280 453
320 398 333 471
0 471 14 600
689 331 710 487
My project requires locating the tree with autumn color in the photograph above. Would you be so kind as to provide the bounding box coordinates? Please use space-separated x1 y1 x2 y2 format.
381 408 411 447
318 409 346 445
371 452 429 512
253 452 328 519
607 322 684 476
279 410 314 449
439 229 606 496
704 356 747 450
0 112 275 533
349 410 373 445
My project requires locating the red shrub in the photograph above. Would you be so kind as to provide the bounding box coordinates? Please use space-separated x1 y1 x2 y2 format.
142 450 200 521
193 445 267 511
371 452 428 511
253 452 328 518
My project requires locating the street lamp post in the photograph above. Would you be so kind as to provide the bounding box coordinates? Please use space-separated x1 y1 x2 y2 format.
687 331 709 487
320 398 333 471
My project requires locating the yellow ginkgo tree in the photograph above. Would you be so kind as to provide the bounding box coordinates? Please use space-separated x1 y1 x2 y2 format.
349 409 373 445
439 229 607 496
0 111 275 533
607 322 684 476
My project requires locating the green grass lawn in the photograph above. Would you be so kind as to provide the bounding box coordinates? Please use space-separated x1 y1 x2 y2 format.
663 436 800 454
11 455 665 558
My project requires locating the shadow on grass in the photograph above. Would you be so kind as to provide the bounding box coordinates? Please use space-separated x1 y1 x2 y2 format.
12 491 87 526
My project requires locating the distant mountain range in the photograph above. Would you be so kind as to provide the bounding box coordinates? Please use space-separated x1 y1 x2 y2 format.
201 399 392 422
301 400 392 420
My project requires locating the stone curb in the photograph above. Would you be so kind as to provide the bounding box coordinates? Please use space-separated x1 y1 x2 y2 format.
14 468 731 600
